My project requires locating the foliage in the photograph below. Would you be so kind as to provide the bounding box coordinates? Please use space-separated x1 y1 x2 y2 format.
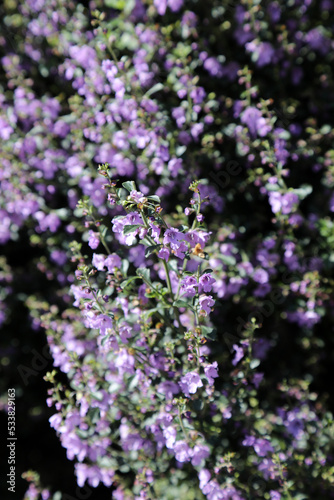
1 0 334 499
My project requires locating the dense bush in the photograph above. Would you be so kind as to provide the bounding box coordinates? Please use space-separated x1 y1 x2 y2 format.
1 0 334 499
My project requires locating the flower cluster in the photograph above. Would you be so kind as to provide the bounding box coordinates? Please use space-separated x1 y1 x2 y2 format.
0 1 333 499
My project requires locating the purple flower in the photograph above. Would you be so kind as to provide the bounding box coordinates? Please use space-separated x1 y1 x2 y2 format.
180 276 198 297
204 362 219 386
0 118 13 140
148 220 161 243
115 349 135 375
243 435 274 456
191 444 210 466
253 268 269 284
246 41 275 67
168 0 184 12
163 426 177 449
158 381 180 400
158 247 170 261
190 86 206 104
155 0 184 15
179 371 203 396
119 325 132 343
163 228 183 250
268 191 298 215
253 438 274 457
198 273 216 293
173 440 191 462
104 254 122 273
168 158 183 178
199 295 215 316
199 469 211 490
252 372 264 388
281 192 298 214
92 253 106 271
232 344 244 366
154 0 167 15
203 57 223 77
50 249 67 266
88 230 100 249
112 212 143 245
173 241 188 259
274 137 289 165
75 463 114 488
253 339 271 360
241 107 272 137
130 190 146 203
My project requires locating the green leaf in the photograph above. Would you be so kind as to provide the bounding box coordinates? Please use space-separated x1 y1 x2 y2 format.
191 399 204 411
104 0 126 9
122 180 136 192
116 187 127 200
136 267 151 283
250 358 261 369
144 83 164 98
91 391 104 401
265 183 280 192
173 299 192 309
120 276 139 289
87 407 100 423
121 259 129 277
98 456 118 469
293 184 313 200
147 195 161 203
176 145 187 156
221 255 236 266
101 334 110 345
168 259 179 273
201 268 214 275
201 325 217 340
145 244 162 258
99 225 108 238
123 224 141 234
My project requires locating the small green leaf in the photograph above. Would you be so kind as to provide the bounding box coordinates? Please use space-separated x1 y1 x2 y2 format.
201 268 214 275
265 183 280 192
168 260 179 273
91 391 104 401
145 244 162 258
221 255 236 266
191 399 204 411
122 181 136 192
176 145 187 156
147 195 161 203
293 184 313 200
104 0 125 9
201 325 217 340
144 83 164 98
136 267 151 283
120 276 139 289
173 299 192 309
87 407 100 423
250 358 260 369
101 335 110 345
121 259 129 277
123 224 141 234
76 428 89 439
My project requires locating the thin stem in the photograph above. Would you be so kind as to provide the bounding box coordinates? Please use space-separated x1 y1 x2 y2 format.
178 405 189 441
98 226 112 254
162 259 174 299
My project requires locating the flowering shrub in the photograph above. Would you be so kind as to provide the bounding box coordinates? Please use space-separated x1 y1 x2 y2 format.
1 0 334 499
